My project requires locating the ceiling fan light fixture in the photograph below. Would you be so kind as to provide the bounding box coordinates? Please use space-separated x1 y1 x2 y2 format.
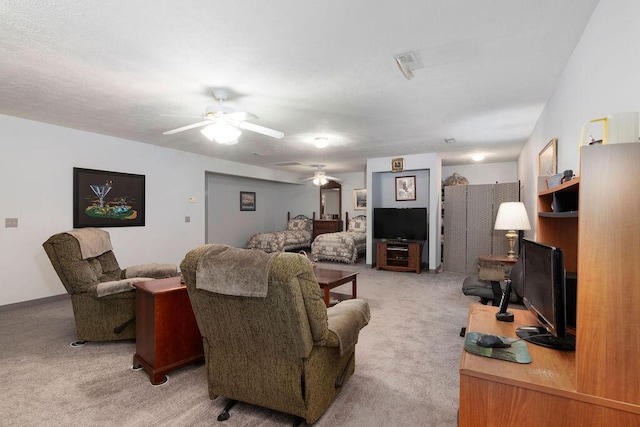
313 175 328 186
314 137 329 148
201 123 241 145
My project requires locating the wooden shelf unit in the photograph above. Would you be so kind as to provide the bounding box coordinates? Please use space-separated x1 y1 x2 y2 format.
376 241 422 273
459 143 640 424
537 178 580 273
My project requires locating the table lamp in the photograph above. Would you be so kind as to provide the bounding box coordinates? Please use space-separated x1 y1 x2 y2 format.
494 202 531 258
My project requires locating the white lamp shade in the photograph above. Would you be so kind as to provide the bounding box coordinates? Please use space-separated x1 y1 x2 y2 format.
494 202 531 230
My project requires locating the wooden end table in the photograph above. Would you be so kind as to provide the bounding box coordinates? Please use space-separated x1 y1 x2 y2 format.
314 268 358 307
132 277 204 385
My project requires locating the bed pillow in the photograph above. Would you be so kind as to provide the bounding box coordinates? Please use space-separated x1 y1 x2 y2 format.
288 217 311 231
348 216 367 232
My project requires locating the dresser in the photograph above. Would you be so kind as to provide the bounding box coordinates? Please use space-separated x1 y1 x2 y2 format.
312 219 343 240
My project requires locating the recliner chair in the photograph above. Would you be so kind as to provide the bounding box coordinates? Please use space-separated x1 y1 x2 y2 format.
180 244 370 425
43 228 177 345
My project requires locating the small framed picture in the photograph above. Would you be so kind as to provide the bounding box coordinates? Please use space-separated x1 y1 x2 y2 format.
391 157 404 172
538 138 557 176
353 188 367 210
395 176 416 201
240 191 256 211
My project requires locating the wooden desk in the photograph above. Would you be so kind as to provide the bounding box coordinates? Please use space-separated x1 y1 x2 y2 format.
459 304 640 425
132 277 204 384
314 268 357 307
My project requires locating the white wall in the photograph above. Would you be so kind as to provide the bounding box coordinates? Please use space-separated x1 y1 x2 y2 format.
442 161 517 185
0 114 303 306
518 0 640 239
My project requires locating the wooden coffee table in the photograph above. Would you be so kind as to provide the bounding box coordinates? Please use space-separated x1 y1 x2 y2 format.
314 268 358 307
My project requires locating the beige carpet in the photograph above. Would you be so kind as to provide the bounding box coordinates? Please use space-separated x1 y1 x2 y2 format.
0 261 476 426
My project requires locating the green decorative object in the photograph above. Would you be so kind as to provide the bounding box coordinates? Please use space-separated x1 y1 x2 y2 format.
464 332 531 364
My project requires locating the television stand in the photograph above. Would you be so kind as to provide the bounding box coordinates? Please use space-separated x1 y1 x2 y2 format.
376 240 423 273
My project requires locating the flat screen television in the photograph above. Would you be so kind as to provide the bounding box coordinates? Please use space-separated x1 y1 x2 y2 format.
373 208 427 241
516 238 576 351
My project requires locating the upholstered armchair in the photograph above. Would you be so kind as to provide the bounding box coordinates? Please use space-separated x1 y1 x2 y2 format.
43 228 177 345
462 257 523 305
180 244 370 425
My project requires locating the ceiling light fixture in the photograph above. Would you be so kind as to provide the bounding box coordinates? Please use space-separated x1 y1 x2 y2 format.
472 153 485 161
313 175 329 186
314 137 329 148
200 123 241 145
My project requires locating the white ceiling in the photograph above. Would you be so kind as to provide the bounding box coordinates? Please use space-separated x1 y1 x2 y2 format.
0 1 599 176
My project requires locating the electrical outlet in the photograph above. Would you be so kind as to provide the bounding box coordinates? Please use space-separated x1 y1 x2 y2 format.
185 216 191 223
5 218 18 228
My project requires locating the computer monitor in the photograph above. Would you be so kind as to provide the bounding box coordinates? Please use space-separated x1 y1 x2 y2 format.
516 238 575 351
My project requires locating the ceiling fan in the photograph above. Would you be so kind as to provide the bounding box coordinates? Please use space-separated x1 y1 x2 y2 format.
300 165 343 186
163 89 284 144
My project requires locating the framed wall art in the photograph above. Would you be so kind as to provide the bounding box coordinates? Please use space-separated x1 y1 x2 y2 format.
538 138 557 176
73 167 145 228
240 191 256 211
391 157 404 172
353 188 367 210
395 176 416 201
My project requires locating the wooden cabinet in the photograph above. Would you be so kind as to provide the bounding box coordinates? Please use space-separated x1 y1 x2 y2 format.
313 219 343 240
376 241 422 273
576 144 640 404
459 144 640 423
132 277 204 384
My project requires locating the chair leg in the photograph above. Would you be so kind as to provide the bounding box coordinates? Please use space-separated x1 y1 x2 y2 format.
292 417 304 426
335 352 355 388
217 399 237 421
113 316 135 334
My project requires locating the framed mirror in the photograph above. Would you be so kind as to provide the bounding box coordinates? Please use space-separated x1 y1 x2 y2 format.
319 181 341 219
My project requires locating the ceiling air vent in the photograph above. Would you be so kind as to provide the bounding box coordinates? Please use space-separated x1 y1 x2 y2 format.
394 51 419 80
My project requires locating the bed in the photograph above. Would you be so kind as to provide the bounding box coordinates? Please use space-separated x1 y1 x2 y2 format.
246 212 315 253
311 213 366 264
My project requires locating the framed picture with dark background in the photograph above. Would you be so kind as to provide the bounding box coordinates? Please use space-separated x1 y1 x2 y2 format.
73 167 145 228
240 191 256 211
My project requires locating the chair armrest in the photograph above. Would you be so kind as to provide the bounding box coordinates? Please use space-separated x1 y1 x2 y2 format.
87 278 154 297
122 263 178 279
326 299 370 356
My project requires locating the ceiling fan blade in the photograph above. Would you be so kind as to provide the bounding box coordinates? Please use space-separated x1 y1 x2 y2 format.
299 176 316 182
325 175 343 182
225 111 258 121
237 121 284 139
163 120 211 135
